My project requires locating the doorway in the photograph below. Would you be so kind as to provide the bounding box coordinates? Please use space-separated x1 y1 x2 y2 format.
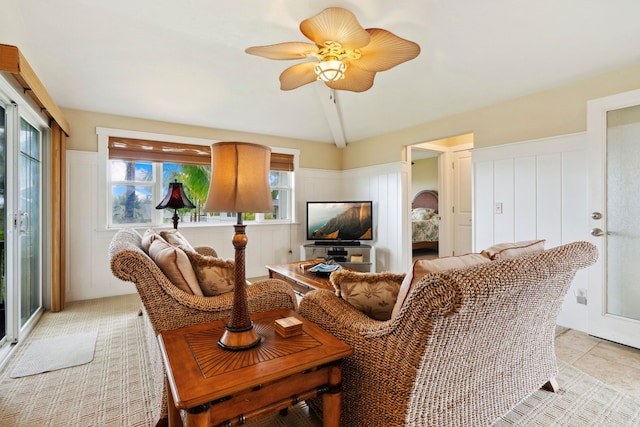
410 148 439 261
407 133 474 261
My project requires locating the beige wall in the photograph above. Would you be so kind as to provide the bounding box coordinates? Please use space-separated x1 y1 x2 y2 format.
62 108 343 170
63 62 640 171
342 63 640 169
411 157 438 198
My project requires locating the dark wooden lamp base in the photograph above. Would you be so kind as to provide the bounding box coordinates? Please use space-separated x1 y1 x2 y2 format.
218 217 262 351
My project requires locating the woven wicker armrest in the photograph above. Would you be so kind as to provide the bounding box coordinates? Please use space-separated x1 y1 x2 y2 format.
299 290 392 337
246 278 298 311
193 245 218 257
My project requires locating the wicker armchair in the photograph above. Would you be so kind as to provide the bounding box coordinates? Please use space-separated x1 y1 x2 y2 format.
299 241 598 427
108 228 297 426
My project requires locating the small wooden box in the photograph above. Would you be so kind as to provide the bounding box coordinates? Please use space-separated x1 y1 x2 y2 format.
274 316 303 338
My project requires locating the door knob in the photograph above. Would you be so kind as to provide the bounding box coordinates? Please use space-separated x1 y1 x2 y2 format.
591 212 602 220
591 228 604 237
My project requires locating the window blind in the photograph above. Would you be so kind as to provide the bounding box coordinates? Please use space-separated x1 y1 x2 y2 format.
108 137 294 170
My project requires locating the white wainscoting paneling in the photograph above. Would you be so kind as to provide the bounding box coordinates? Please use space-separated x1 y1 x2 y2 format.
296 164 407 274
341 162 406 273
66 151 137 301
295 168 343 249
67 156 405 302
514 156 537 241
472 132 590 331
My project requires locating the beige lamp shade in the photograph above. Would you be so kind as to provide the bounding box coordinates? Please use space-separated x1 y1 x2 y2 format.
204 142 274 213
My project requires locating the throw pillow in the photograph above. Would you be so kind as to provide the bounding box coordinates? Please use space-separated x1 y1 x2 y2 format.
148 239 203 296
184 250 235 297
141 228 162 254
160 229 195 252
391 253 490 319
481 239 545 260
330 270 404 321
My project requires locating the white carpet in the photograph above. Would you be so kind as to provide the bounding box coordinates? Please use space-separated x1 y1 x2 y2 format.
10 332 98 378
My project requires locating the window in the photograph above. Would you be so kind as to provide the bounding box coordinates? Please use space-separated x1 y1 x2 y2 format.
269 170 292 220
101 132 296 228
109 159 154 224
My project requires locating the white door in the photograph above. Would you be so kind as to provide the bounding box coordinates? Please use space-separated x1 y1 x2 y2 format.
587 88 640 349
453 150 472 255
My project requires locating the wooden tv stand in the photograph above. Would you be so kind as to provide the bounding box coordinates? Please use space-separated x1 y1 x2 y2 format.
266 261 336 296
301 243 375 273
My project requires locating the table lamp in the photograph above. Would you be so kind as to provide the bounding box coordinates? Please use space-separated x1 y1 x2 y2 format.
156 179 196 229
204 141 274 350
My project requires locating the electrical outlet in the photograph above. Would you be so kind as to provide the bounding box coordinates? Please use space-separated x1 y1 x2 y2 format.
576 288 587 305
495 202 503 214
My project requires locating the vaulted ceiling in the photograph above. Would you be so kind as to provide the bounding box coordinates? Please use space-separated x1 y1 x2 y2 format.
3 1 640 146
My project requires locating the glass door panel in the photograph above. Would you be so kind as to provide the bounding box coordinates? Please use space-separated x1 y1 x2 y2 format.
606 105 640 321
18 118 41 326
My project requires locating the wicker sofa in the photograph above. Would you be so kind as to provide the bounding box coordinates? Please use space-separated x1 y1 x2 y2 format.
108 228 297 426
299 241 598 427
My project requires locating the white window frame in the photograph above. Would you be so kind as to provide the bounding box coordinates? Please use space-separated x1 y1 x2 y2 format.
106 158 159 227
97 127 298 229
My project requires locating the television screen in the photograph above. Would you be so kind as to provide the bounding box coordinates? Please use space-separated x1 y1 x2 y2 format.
306 201 373 242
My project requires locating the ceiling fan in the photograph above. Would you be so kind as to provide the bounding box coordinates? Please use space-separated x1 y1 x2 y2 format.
245 7 421 92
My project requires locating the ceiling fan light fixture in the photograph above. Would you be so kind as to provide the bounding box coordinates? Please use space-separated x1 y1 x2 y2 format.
314 59 347 82
246 7 420 92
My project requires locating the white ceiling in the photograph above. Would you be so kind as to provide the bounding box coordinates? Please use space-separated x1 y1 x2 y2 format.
3 0 640 145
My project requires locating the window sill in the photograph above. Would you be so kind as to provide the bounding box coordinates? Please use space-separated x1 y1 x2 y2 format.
96 220 299 233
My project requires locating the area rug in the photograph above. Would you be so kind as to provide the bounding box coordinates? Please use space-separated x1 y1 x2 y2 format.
493 360 640 426
245 401 321 427
10 331 98 378
245 360 640 427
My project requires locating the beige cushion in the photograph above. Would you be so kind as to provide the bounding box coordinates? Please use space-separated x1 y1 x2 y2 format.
148 239 203 296
330 270 404 321
160 229 195 252
141 229 162 254
391 253 490 319
184 250 235 296
481 239 545 260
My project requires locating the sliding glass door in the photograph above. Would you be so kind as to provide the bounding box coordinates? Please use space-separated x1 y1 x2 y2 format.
0 94 45 356
18 118 42 327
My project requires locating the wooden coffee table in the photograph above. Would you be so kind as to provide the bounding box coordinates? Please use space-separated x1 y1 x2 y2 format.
158 308 353 427
266 261 338 295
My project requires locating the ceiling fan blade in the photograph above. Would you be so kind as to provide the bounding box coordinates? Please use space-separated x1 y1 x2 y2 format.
279 62 318 90
300 7 370 50
245 42 318 60
325 64 375 92
356 28 421 72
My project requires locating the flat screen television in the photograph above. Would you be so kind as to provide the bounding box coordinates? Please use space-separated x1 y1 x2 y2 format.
306 201 373 243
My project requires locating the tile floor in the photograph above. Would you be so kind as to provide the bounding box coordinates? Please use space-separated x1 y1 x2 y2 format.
555 327 640 401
